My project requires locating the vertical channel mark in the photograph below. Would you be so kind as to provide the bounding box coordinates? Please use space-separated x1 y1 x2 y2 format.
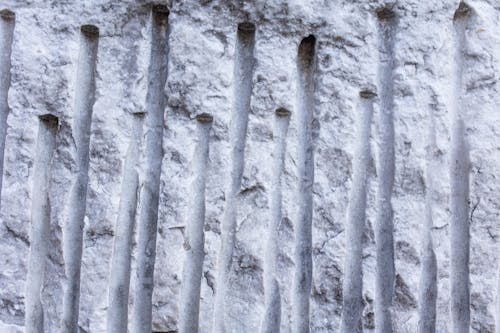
212 22 255 333
417 100 438 333
106 113 144 333
261 108 291 333
178 113 213 333
374 7 397 333
132 5 169 333
496 271 500 333
340 90 375 333
25 114 59 333
292 35 316 333
0 9 15 208
451 3 471 333
61 24 99 333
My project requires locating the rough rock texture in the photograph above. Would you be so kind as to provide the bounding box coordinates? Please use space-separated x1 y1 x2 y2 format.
0 0 499 332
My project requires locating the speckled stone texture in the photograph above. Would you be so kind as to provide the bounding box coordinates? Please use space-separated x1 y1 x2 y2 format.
0 1 499 332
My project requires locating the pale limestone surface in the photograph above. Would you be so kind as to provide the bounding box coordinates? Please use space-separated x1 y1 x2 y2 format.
0 0 499 332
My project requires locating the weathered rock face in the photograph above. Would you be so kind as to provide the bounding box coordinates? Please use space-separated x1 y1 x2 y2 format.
0 0 499 332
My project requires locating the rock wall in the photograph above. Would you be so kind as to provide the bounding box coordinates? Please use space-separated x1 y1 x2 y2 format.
0 0 499 332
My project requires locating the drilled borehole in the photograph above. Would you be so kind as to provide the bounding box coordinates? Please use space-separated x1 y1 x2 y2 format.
237 22 256 46
133 3 170 331
179 108 212 332
25 112 59 333
450 2 472 331
298 35 316 68
80 24 99 38
62 19 99 331
359 90 377 99
374 5 397 331
262 104 291 333
213 18 256 333
238 22 256 33
0 4 15 211
152 4 169 26
0 9 15 21
275 107 291 118
152 4 169 16
453 2 472 20
132 111 146 118
293 31 316 333
340 82 374 333
107 111 143 333
38 114 59 127
196 113 214 124
376 7 396 20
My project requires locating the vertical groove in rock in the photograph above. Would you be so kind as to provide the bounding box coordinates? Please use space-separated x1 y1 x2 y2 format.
292 35 315 333
496 272 500 333
417 100 437 333
179 113 213 333
374 7 396 333
61 24 99 333
450 3 471 333
106 112 144 333
0 9 15 208
212 22 255 333
132 5 169 333
25 114 58 333
340 90 375 333
261 108 291 333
